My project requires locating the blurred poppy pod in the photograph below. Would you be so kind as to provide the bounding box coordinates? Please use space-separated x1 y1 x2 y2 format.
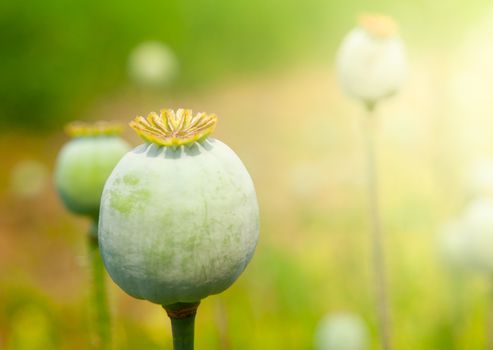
466 158 493 198
54 121 130 224
314 312 368 350
461 198 493 272
128 41 178 88
437 220 474 271
336 14 407 105
99 108 259 306
11 160 49 198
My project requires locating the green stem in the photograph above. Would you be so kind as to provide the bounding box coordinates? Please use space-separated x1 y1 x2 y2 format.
164 302 200 350
88 222 111 349
487 278 493 350
362 103 393 350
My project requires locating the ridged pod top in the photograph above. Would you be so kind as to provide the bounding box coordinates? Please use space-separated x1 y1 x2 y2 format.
358 13 397 38
130 108 218 147
66 121 124 137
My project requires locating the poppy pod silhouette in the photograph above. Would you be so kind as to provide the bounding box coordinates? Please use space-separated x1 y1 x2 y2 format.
335 13 407 350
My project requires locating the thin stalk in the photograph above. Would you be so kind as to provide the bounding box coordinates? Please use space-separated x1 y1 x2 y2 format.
362 103 392 350
88 222 111 349
214 298 232 350
164 302 200 350
487 278 493 350
451 273 465 350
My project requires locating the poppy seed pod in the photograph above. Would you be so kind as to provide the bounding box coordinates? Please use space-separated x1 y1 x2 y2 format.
467 158 493 197
336 14 407 105
128 41 178 88
314 312 368 350
98 109 259 307
11 160 49 198
437 220 474 271
54 122 130 223
461 199 493 272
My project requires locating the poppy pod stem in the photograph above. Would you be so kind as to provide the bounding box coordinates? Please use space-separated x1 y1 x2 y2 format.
164 302 200 350
88 222 111 349
487 278 493 350
362 104 393 350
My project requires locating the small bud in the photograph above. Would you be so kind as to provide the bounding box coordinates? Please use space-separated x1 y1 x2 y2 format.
466 158 493 197
437 220 473 271
54 121 130 222
336 14 407 105
461 198 493 272
10 160 49 198
314 312 368 350
128 41 178 88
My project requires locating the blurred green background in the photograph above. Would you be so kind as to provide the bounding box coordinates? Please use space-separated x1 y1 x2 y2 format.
4 0 493 349
2 0 492 130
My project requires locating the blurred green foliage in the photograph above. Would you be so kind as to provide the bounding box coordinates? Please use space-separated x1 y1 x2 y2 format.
0 0 333 129
2 0 493 130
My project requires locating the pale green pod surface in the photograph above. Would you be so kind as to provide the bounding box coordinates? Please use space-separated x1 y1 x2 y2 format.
55 136 130 220
99 137 259 306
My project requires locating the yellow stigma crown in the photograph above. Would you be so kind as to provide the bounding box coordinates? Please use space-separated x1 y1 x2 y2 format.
130 108 218 147
358 13 398 38
65 121 124 137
